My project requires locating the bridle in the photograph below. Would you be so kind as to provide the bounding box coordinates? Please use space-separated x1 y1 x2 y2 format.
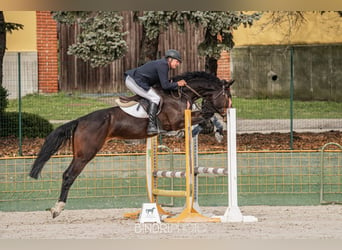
184 84 231 118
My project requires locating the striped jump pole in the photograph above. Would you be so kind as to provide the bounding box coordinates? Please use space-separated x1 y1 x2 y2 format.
153 167 227 178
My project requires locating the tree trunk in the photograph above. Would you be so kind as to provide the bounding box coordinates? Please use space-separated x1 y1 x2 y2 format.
203 29 218 76
205 56 218 76
138 27 159 66
0 11 6 86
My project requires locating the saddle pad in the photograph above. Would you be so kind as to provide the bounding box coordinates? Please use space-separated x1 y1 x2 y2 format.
118 103 148 118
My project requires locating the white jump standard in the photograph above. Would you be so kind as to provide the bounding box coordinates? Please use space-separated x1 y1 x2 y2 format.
220 108 257 223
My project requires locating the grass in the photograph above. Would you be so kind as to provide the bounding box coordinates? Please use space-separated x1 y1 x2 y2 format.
6 92 112 120
6 93 342 121
234 98 342 119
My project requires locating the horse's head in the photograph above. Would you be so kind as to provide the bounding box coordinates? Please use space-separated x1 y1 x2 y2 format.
199 78 234 118
172 71 234 117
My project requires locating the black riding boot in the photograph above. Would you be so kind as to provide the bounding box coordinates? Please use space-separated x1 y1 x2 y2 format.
147 103 165 135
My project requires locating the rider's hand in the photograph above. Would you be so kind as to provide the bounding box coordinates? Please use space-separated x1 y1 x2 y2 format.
177 80 187 87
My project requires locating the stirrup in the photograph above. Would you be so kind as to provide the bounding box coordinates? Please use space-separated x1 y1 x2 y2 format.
147 125 166 135
147 128 158 136
157 128 167 134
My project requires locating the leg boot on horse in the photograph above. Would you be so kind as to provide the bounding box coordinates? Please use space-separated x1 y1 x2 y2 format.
147 102 166 135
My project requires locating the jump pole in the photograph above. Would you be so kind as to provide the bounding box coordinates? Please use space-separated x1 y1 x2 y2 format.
220 108 257 223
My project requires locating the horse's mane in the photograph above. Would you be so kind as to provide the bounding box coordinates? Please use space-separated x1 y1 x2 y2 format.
172 71 222 85
152 71 223 95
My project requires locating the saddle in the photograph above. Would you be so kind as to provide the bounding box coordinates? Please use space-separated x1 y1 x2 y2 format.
115 95 163 115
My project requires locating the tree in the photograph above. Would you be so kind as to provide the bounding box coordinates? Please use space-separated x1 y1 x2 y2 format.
53 11 261 75
186 11 261 74
135 11 261 74
258 11 342 43
134 11 184 65
52 11 128 68
257 11 307 43
53 11 189 67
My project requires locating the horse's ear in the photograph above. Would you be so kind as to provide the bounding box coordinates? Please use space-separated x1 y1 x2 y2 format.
228 79 235 87
223 79 235 88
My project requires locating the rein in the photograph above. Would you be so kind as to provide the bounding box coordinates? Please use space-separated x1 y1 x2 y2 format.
185 85 202 98
171 85 203 109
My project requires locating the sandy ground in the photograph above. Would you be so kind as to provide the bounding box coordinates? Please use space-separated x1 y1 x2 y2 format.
1 205 342 239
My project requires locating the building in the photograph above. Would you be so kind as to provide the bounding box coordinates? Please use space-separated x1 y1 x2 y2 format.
3 11 342 100
3 11 57 99
231 11 342 100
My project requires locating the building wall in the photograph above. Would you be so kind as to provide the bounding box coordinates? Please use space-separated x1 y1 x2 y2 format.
3 52 38 99
217 51 231 80
3 11 38 99
36 11 58 93
230 12 342 100
231 44 342 101
4 11 37 51
3 11 58 97
234 11 342 46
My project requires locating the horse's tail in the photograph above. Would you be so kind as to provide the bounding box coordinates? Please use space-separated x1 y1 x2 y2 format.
29 120 79 179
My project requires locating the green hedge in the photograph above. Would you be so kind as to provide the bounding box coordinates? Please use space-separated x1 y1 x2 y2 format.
0 112 53 138
0 85 8 114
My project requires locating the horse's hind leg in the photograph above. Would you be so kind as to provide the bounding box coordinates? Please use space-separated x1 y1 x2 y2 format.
51 135 107 218
51 156 95 218
51 114 111 218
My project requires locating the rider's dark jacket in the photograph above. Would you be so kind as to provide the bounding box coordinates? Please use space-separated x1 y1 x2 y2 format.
124 58 178 91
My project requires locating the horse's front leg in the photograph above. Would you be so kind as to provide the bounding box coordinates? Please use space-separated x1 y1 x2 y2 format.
190 111 205 126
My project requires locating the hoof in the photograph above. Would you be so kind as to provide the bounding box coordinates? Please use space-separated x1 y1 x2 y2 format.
51 208 60 219
50 201 65 219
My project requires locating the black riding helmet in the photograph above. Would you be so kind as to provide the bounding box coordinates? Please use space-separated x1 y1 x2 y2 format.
165 49 182 63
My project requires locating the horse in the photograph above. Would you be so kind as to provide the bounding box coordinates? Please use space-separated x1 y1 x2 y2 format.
29 71 234 218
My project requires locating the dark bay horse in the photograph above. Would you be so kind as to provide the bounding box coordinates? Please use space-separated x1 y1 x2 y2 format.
29 71 234 218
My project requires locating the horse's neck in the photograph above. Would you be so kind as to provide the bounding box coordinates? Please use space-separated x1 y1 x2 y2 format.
185 82 210 97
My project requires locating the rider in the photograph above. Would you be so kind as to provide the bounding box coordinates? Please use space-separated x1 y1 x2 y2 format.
124 49 187 135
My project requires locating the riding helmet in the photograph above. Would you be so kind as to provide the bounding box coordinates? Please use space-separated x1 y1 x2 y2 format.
165 49 182 63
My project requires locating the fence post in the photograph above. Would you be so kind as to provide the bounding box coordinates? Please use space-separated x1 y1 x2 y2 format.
18 52 22 156
290 47 294 150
